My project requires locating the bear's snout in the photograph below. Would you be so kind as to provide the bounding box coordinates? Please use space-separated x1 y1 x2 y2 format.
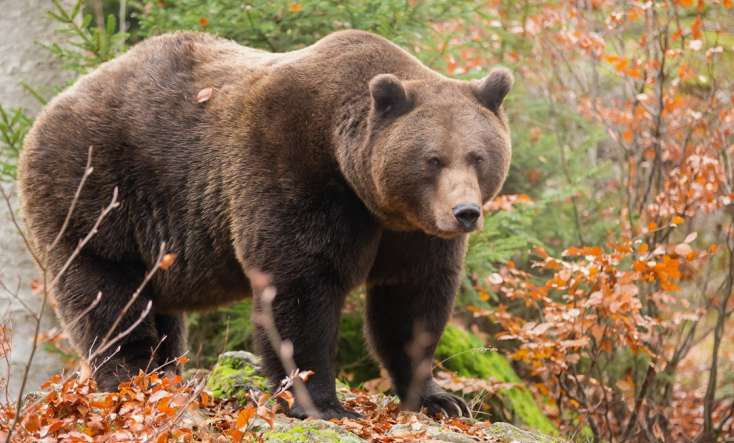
452 203 481 231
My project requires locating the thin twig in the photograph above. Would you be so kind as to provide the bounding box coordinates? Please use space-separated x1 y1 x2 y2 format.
48 187 120 290
49 147 94 251
45 292 102 344
0 278 38 321
90 300 153 365
4 177 117 442
249 271 320 418
94 243 166 358
145 335 168 373
698 225 734 441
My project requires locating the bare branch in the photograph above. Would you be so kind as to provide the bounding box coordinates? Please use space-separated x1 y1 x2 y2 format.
45 292 102 344
48 186 120 290
90 300 153 365
49 146 94 252
249 270 320 418
93 243 166 359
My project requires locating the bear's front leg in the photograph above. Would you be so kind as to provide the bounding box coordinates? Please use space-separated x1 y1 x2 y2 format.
366 231 471 418
251 275 360 419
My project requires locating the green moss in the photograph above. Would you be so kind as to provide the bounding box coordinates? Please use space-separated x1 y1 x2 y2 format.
336 313 380 385
485 422 563 443
188 300 254 367
264 423 364 443
436 325 557 435
206 351 269 404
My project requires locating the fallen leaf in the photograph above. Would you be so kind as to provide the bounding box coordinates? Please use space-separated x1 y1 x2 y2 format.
196 87 213 103
236 405 256 430
160 253 177 270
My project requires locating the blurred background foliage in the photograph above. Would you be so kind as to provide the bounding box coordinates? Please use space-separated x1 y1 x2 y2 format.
2 0 733 440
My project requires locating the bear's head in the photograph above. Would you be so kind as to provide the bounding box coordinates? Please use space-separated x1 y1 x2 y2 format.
364 68 513 238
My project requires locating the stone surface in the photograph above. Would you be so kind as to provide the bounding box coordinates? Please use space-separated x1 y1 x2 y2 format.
206 351 270 404
265 418 366 443
484 422 565 443
0 0 75 399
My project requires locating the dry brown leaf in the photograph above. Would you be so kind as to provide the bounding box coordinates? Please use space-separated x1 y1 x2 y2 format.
196 87 213 103
160 253 177 270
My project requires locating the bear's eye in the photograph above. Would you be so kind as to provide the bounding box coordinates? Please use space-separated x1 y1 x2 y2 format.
469 153 485 166
427 157 443 168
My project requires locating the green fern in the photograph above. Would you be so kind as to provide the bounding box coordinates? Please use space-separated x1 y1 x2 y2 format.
0 106 32 182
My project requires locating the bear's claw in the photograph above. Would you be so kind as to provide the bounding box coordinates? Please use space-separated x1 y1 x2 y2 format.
421 391 471 418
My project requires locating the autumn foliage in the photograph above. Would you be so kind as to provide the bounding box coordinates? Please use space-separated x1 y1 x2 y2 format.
450 0 734 441
1 0 733 442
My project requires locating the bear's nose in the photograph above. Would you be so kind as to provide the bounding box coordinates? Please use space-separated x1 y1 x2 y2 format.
452 203 481 230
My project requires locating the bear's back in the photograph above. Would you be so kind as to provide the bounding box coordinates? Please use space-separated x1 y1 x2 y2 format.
17 30 435 304
18 33 262 273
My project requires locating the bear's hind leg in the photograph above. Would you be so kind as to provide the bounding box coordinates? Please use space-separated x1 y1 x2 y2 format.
52 252 162 391
152 313 187 372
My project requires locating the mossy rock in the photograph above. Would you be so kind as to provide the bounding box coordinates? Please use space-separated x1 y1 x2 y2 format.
435 325 557 435
264 419 365 443
206 351 269 404
485 422 565 443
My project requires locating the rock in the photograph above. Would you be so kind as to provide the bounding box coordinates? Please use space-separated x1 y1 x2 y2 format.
484 422 565 442
264 418 365 443
389 423 476 443
206 347 564 442
206 351 269 404
435 325 558 435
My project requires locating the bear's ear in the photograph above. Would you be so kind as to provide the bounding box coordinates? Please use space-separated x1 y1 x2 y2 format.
473 67 514 112
369 74 408 117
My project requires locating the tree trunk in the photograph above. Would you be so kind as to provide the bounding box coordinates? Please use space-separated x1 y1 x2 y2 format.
0 0 74 401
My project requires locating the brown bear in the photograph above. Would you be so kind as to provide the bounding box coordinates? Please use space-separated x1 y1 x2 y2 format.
18 30 512 419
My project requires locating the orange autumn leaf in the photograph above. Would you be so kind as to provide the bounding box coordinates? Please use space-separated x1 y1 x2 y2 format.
604 54 628 72
160 253 177 270
279 390 295 408
236 405 256 430
623 129 634 143
157 396 177 416
691 16 703 39
625 67 642 79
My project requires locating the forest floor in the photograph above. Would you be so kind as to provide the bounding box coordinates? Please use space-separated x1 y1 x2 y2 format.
0 351 562 442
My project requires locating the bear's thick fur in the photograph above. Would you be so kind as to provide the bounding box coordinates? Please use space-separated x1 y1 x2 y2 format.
18 30 512 419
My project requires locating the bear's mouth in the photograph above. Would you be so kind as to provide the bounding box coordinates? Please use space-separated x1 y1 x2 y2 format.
431 212 484 238
429 220 483 239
